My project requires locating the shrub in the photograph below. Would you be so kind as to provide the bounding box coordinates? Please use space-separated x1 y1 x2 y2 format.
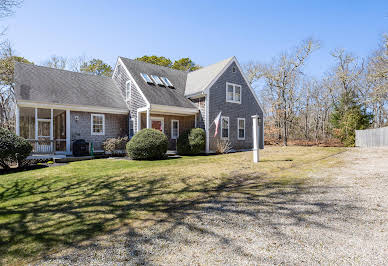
126 129 168 160
103 137 128 156
0 128 33 169
216 139 232 154
177 128 206 155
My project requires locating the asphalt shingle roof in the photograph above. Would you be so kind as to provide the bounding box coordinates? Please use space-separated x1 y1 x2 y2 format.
119 57 196 109
185 56 234 96
14 62 128 110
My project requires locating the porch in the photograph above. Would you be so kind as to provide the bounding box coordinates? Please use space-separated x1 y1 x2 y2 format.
136 105 198 150
16 106 71 155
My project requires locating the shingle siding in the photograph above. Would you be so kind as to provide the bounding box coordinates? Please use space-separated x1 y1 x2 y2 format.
207 62 263 151
112 61 146 133
190 97 206 129
70 111 128 150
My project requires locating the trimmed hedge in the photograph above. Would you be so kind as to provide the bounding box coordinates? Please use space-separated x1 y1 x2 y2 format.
126 128 168 160
0 128 33 169
177 128 206 155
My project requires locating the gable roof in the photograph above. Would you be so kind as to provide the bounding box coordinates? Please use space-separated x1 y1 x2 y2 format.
118 57 196 109
14 62 127 111
185 56 234 96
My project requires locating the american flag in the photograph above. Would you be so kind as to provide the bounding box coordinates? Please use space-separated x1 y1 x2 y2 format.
213 112 222 137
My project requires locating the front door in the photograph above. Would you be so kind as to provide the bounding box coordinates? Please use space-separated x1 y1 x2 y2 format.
151 117 164 133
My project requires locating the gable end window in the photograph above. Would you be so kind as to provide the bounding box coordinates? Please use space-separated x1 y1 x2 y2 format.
237 118 245 140
126 80 131 101
171 120 179 139
91 114 105 135
221 116 229 139
226 82 241 104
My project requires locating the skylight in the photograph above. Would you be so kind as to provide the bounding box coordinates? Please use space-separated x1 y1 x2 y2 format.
161 77 173 87
140 73 153 83
151 75 164 86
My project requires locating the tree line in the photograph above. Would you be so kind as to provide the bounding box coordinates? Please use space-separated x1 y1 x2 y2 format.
244 37 387 146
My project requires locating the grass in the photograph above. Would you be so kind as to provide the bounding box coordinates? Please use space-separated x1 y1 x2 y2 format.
0 146 346 264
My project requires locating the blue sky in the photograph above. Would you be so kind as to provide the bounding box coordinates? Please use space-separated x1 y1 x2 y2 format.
3 0 387 77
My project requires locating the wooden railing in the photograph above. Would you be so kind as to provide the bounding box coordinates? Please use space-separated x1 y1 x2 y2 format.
27 139 67 154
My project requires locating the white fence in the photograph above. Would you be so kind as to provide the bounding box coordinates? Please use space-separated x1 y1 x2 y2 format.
355 126 388 147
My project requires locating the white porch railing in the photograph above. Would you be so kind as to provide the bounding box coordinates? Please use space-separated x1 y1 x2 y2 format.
27 139 67 154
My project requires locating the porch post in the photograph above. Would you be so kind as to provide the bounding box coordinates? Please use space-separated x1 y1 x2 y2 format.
137 111 141 132
50 109 54 152
35 107 38 140
146 108 151 128
15 104 20 136
66 110 71 154
194 113 197 128
252 115 260 163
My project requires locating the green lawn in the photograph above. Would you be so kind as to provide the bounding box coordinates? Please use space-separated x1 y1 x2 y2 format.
0 146 345 264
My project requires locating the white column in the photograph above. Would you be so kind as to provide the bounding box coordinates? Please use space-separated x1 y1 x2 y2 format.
66 110 71 154
50 109 54 152
137 111 141 132
15 105 20 136
35 108 38 140
194 113 197 128
252 115 260 163
146 108 151 128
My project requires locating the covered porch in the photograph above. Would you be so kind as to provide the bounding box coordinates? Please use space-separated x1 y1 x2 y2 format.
16 105 71 155
136 105 199 150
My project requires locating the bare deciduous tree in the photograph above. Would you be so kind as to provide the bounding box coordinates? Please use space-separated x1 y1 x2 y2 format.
245 38 320 145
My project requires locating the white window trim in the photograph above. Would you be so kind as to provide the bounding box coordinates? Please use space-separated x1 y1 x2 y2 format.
151 75 164 86
237 118 245 140
150 116 164 133
91 114 105 136
221 116 229 140
129 117 135 137
161 76 173 87
140 73 153 83
125 80 131 101
171 119 179 139
226 82 242 104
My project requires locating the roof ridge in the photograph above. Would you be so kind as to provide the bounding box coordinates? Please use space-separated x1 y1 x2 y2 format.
188 56 235 74
15 61 113 80
118 56 189 74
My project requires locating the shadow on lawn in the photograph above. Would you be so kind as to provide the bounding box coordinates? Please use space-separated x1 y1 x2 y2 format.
0 168 367 264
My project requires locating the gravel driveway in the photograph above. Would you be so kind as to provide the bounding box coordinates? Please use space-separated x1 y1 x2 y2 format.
38 148 388 265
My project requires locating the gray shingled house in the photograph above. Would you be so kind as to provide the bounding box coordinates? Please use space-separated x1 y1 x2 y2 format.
14 56 264 155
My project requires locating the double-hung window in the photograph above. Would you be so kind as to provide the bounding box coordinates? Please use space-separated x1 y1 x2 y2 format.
226 82 241 104
91 114 105 135
237 118 245 140
221 116 229 139
171 120 179 139
126 80 131 101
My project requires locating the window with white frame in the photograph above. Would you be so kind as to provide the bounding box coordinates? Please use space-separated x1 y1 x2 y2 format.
171 120 179 139
161 77 173 87
129 118 135 137
226 83 241 103
221 116 229 139
126 80 131 101
237 118 245 140
140 73 153 83
91 114 105 135
151 75 164 86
